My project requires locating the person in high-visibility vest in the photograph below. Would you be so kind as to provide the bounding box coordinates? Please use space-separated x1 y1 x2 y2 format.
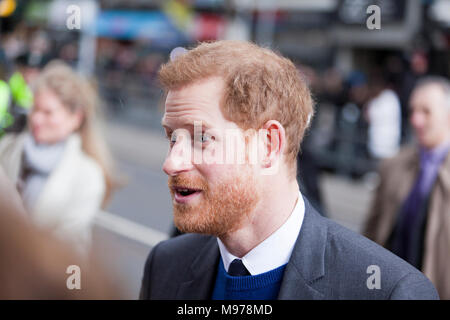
0 79 13 135
9 71 33 109
0 71 34 136
7 71 33 133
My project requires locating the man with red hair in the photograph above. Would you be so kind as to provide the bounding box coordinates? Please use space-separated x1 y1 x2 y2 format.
140 41 438 300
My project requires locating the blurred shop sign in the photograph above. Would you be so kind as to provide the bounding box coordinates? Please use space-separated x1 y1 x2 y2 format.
233 0 338 11
162 0 194 32
429 0 450 27
100 0 161 9
194 0 226 9
338 0 406 25
95 10 189 47
192 13 226 41
277 11 334 29
332 0 421 49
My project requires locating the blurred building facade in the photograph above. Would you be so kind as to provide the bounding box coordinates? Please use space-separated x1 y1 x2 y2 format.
1 0 450 178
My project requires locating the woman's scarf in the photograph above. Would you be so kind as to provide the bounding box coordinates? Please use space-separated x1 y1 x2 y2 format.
21 133 67 210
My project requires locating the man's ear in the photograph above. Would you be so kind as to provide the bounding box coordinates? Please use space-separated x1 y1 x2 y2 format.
259 120 286 175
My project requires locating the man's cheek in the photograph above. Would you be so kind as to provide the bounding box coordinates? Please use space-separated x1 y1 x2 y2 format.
196 163 234 184
202 141 224 165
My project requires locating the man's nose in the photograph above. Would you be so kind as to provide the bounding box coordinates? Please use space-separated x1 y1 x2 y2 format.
162 138 194 176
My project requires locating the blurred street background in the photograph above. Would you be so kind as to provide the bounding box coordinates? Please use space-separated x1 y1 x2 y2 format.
1 0 450 298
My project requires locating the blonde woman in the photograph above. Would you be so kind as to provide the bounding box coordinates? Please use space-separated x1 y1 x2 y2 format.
0 61 117 255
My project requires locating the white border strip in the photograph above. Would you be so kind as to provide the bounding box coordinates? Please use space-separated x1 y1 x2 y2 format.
95 211 169 247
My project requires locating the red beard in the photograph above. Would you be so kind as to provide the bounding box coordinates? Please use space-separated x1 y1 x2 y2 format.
168 168 260 237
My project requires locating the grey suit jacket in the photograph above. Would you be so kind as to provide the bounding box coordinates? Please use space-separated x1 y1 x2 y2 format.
140 198 439 299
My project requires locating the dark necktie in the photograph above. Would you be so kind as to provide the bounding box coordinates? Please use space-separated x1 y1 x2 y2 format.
391 165 427 266
228 259 250 276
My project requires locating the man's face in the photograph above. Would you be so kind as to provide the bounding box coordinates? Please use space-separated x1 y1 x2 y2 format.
161 77 262 237
410 84 450 150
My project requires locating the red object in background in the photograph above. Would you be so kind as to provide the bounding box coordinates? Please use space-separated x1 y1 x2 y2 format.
192 13 226 41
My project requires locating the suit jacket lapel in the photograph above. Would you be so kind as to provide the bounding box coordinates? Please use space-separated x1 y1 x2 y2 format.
278 198 326 300
395 148 420 206
176 236 220 299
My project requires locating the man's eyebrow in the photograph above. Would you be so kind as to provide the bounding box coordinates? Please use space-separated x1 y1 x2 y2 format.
161 117 170 128
161 119 213 130
161 122 171 130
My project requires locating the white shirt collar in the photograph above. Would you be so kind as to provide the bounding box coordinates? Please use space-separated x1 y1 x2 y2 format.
217 190 305 275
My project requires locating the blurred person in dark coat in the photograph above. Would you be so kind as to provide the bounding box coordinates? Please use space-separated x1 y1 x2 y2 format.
399 51 429 142
0 61 119 255
365 76 450 299
0 165 120 299
140 41 438 300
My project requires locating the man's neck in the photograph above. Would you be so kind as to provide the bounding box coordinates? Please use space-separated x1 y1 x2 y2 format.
422 132 450 152
219 180 300 258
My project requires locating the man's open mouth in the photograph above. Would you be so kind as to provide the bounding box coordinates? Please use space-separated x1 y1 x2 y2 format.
172 186 203 203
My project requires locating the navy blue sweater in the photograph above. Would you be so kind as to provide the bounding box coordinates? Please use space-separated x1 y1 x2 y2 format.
211 259 287 300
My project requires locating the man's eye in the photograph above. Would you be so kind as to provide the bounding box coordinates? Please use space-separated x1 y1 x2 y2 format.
197 133 212 143
202 134 210 143
169 133 177 145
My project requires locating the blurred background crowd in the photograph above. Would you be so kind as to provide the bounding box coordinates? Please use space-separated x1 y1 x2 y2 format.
0 0 450 299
